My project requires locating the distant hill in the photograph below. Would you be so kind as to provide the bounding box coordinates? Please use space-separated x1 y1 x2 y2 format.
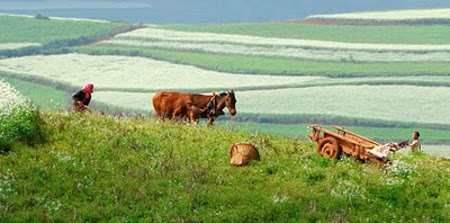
1 0 450 24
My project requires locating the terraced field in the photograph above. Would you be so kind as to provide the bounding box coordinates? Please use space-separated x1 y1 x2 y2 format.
306 8 450 25
89 85 450 126
1 10 450 146
0 14 128 44
0 54 325 92
95 28 450 63
158 23 450 44
0 14 134 58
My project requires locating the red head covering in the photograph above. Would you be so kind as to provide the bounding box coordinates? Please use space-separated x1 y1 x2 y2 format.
82 83 94 99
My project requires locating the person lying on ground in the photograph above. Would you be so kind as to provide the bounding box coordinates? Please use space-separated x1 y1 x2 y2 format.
368 140 408 161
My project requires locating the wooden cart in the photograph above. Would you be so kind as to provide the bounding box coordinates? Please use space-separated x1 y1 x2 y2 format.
307 125 385 163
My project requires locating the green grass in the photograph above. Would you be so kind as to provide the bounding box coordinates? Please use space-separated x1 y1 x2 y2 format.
0 15 130 44
0 76 69 110
157 23 450 44
1 112 449 222
75 45 450 77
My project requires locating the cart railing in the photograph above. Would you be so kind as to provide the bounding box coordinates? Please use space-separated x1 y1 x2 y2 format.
332 125 381 147
308 125 377 148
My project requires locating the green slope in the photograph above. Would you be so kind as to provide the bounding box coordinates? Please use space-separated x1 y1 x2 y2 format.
1 113 449 222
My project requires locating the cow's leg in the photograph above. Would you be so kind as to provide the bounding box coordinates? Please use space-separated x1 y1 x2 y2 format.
159 109 166 122
172 108 182 123
188 111 197 124
156 110 164 122
207 116 216 126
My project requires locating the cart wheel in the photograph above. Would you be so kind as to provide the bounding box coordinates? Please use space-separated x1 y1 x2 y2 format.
317 137 342 159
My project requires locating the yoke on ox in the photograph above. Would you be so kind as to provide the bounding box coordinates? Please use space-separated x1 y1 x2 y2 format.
152 90 237 125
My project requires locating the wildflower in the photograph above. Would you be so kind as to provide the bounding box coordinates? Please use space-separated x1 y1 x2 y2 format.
272 195 288 204
0 80 29 116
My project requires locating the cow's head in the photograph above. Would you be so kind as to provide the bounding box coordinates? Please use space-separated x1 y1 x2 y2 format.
224 90 237 116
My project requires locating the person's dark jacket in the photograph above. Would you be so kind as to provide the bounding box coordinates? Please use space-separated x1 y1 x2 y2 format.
72 90 91 106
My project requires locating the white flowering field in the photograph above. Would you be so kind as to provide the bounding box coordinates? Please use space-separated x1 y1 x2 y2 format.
94 91 155 112
234 86 450 125
307 8 450 21
92 27 450 63
0 43 41 50
92 85 450 126
0 54 325 91
114 28 450 52
422 145 450 158
104 39 450 62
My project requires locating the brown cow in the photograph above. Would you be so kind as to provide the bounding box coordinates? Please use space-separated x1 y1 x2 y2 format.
152 91 175 121
152 91 205 123
152 90 237 125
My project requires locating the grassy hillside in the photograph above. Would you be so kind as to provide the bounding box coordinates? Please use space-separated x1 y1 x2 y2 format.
1 112 449 222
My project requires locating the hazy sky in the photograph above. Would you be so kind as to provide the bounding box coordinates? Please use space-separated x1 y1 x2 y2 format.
1 0 450 24
0 0 150 9
1 0 450 10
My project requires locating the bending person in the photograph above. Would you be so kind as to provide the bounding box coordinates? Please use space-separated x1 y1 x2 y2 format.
72 83 94 113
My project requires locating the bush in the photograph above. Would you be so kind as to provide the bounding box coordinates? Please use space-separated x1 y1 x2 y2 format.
0 80 41 151
34 14 50 20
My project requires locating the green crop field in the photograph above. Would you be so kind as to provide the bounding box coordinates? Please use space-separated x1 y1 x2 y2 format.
0 14 130 44
157 23 450 44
